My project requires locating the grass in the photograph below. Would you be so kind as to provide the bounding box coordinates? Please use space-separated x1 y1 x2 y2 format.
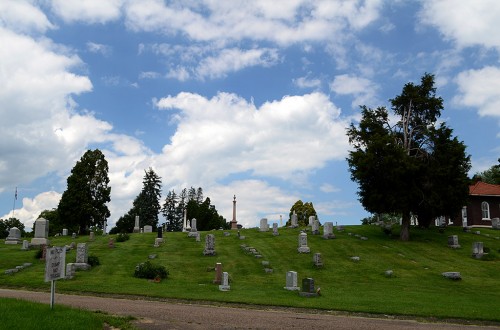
1 225 499 323
0 297 135 330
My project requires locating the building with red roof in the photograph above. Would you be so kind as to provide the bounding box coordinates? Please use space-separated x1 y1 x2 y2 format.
452 181 500 227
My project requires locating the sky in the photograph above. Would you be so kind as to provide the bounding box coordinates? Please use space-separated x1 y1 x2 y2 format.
1 0 500 231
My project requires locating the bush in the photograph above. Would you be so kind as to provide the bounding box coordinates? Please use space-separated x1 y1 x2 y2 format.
134 261 169 280
116 233 130 242
34 247 44 260
88 255 100 267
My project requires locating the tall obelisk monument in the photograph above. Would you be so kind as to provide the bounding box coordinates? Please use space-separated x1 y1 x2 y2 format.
230 195 238 230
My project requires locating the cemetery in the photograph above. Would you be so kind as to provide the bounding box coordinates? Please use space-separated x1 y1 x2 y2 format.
1 222 500 323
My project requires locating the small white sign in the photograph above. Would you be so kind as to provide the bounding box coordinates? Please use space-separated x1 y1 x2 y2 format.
45 246 66 282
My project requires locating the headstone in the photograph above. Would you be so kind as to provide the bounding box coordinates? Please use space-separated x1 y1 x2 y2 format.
311 220 320 235
219 272 230 291
213 262 222 284
472 242 484 259
284 271 300 290
21 240 30 250
196 232 201 242
5 227 21 244
442 272 461 280
31 218 50 246
144 225 153 233
448 235 460 248
203 234 216 256
308 216 315 226
62 228 68 236
72 232 77 239
76 243 88 264
313 253 323 268
323 222 335 239
385 270 394 277
188 218 198 237
182 209 190 232
297 232 310 253
299 277 319 297
290 211 298 228
492 218 500 229
154 238 162 247
272 222 279 236
259 218 269 232
89 231 95 241
133 216 140 233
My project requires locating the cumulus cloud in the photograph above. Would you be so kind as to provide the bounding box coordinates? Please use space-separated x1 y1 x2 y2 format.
330 74 379 107
51 0 124 24
294 76 322 89
2 191 61 230
454 66 500 118
0 0 54 34
420 0 500 50
87 42 112 57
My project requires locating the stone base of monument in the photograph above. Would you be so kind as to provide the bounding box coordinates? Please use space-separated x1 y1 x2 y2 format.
188 231 198 237
133 227 140 233
323 233 336 239
65 262 91 279
218 284 230 291
284 286 300 291
5 238 21 245
203 249 216 256
297 247 310 253
30 238 50 246
299 291 319 297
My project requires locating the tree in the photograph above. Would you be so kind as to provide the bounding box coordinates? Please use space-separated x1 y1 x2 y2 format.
162 190 182 231
347 73 470 241
287 200 317 227
58 149 111 234
0 218 26 238
135 168 162 228
38 209 62 236
473 159 500 185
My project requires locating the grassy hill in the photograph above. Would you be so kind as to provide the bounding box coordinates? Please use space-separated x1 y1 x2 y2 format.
1 225 499 322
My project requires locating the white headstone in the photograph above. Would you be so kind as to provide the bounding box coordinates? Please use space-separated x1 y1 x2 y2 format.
62 228 68 236
133 216 140 233
188 218 198 237
21 240 30 250
308 216 315 226
31 218 50 246
290 212 298 228
5 227 21 244
219 272 230 291
144 225 153 233
259 218 269 232
284 271 300 290
323 222 335 239
472 242 484 259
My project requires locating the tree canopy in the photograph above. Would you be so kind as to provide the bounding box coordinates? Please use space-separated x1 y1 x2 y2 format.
58 149 111 234
287 200 317 227
347 73 470 241
473 158 500 185
0 218 26 239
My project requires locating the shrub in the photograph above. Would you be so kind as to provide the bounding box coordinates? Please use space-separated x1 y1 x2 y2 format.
88 255 100 267
34 247 44 260
134 261 169 280
116 233 130 242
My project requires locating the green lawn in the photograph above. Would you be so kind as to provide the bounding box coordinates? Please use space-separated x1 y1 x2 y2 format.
1 225 499 322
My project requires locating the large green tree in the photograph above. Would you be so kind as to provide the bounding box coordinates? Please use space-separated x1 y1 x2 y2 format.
287 200 317 227
58 149 111 234
135 168 162 228
473 159 500 185
347 73 470 241
38 209 62 236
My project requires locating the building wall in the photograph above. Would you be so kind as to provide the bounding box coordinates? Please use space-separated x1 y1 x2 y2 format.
466 196 500 226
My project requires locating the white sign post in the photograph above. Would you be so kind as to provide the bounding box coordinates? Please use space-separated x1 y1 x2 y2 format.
45 246 66 309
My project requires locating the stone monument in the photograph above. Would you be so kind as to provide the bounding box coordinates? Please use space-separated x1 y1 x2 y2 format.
284 271 300 291
290 211 298 228
492 217 500 229
203 234 216 256
313 253 323 268
472 241 484 259
259 218 269 232
297 232 310 253
322 222 335 239
5 227 21 244
188 218 198 237
31 218 50 246
144 225 153 233
230 195 238 230
272 222 279 236
448 235 460 249
299 277 319 297
219 272 230 291
133 216 140 233
311 220 320 235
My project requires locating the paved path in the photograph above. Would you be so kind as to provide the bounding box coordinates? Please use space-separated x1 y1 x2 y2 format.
1 289 499 329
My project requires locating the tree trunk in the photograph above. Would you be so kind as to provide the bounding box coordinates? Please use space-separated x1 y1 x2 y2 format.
400 212 411 241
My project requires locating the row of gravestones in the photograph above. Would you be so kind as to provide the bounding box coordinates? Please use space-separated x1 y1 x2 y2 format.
258 219 336 240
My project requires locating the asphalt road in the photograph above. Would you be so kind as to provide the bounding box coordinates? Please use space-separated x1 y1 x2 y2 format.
1 289 498 330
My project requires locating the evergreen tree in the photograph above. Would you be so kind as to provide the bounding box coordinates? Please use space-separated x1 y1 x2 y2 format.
58 149 111 234
162 190 181 231
135 168 162 228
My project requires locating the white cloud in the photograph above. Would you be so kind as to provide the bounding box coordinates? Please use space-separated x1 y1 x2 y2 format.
294 76 322 89
320 183 340 193
51 0 124 24
0 0 54 34
139 71 161 79
87 42 112 57
454 66 500 118
330 74 379 107
420 0 500 50
2 191 61 230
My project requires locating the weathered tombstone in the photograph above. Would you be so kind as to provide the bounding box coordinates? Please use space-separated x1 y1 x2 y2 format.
323 222 335 239
297 232 310 253
284 271 300 290
448 235 460 248
442 272 461 280
188 218 198 237
308 216 315 226
259 218 269 232
213 262 222 284
144 225 153 233
133 216 140 233
219 272 230 291
272 222 279 236
203 234 216 256
290 211 298 228
472 242 484 259
313 253 323 268
196 232 201 242
492 218 500 229
21 240 30 250
89 231 95 241
311 220 320 235
154 238 162 247
299 277 319 297
76 243 88 264
5 227 21 244
62 229 68 236
31 218 50 246
72 232 77 239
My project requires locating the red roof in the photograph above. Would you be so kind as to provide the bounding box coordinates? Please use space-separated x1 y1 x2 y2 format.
469 181 500 196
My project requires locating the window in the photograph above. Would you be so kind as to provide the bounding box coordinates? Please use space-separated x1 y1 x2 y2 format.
481 201 490 220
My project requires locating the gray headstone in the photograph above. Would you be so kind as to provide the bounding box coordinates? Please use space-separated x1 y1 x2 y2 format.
290 212 298 228
133 216 140 233
284 271 300 290
259 218 269 232
203 234 216 256
144 225 153 233
76 243 88 264
62 228 68 236
21 240 30 250
188 218 198 237
308 216 315 226
448 235 460 248
311 220 320 235
89 231 95 241
5 227 21 244
219 272 230 291
297 232 310 253
313 253 323 267
472 242 484 259
31 218 50 246
492 218 500 229
322 222 335 239
272 222 279 236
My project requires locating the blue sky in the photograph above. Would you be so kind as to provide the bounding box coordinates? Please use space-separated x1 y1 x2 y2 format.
1 1 499 231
